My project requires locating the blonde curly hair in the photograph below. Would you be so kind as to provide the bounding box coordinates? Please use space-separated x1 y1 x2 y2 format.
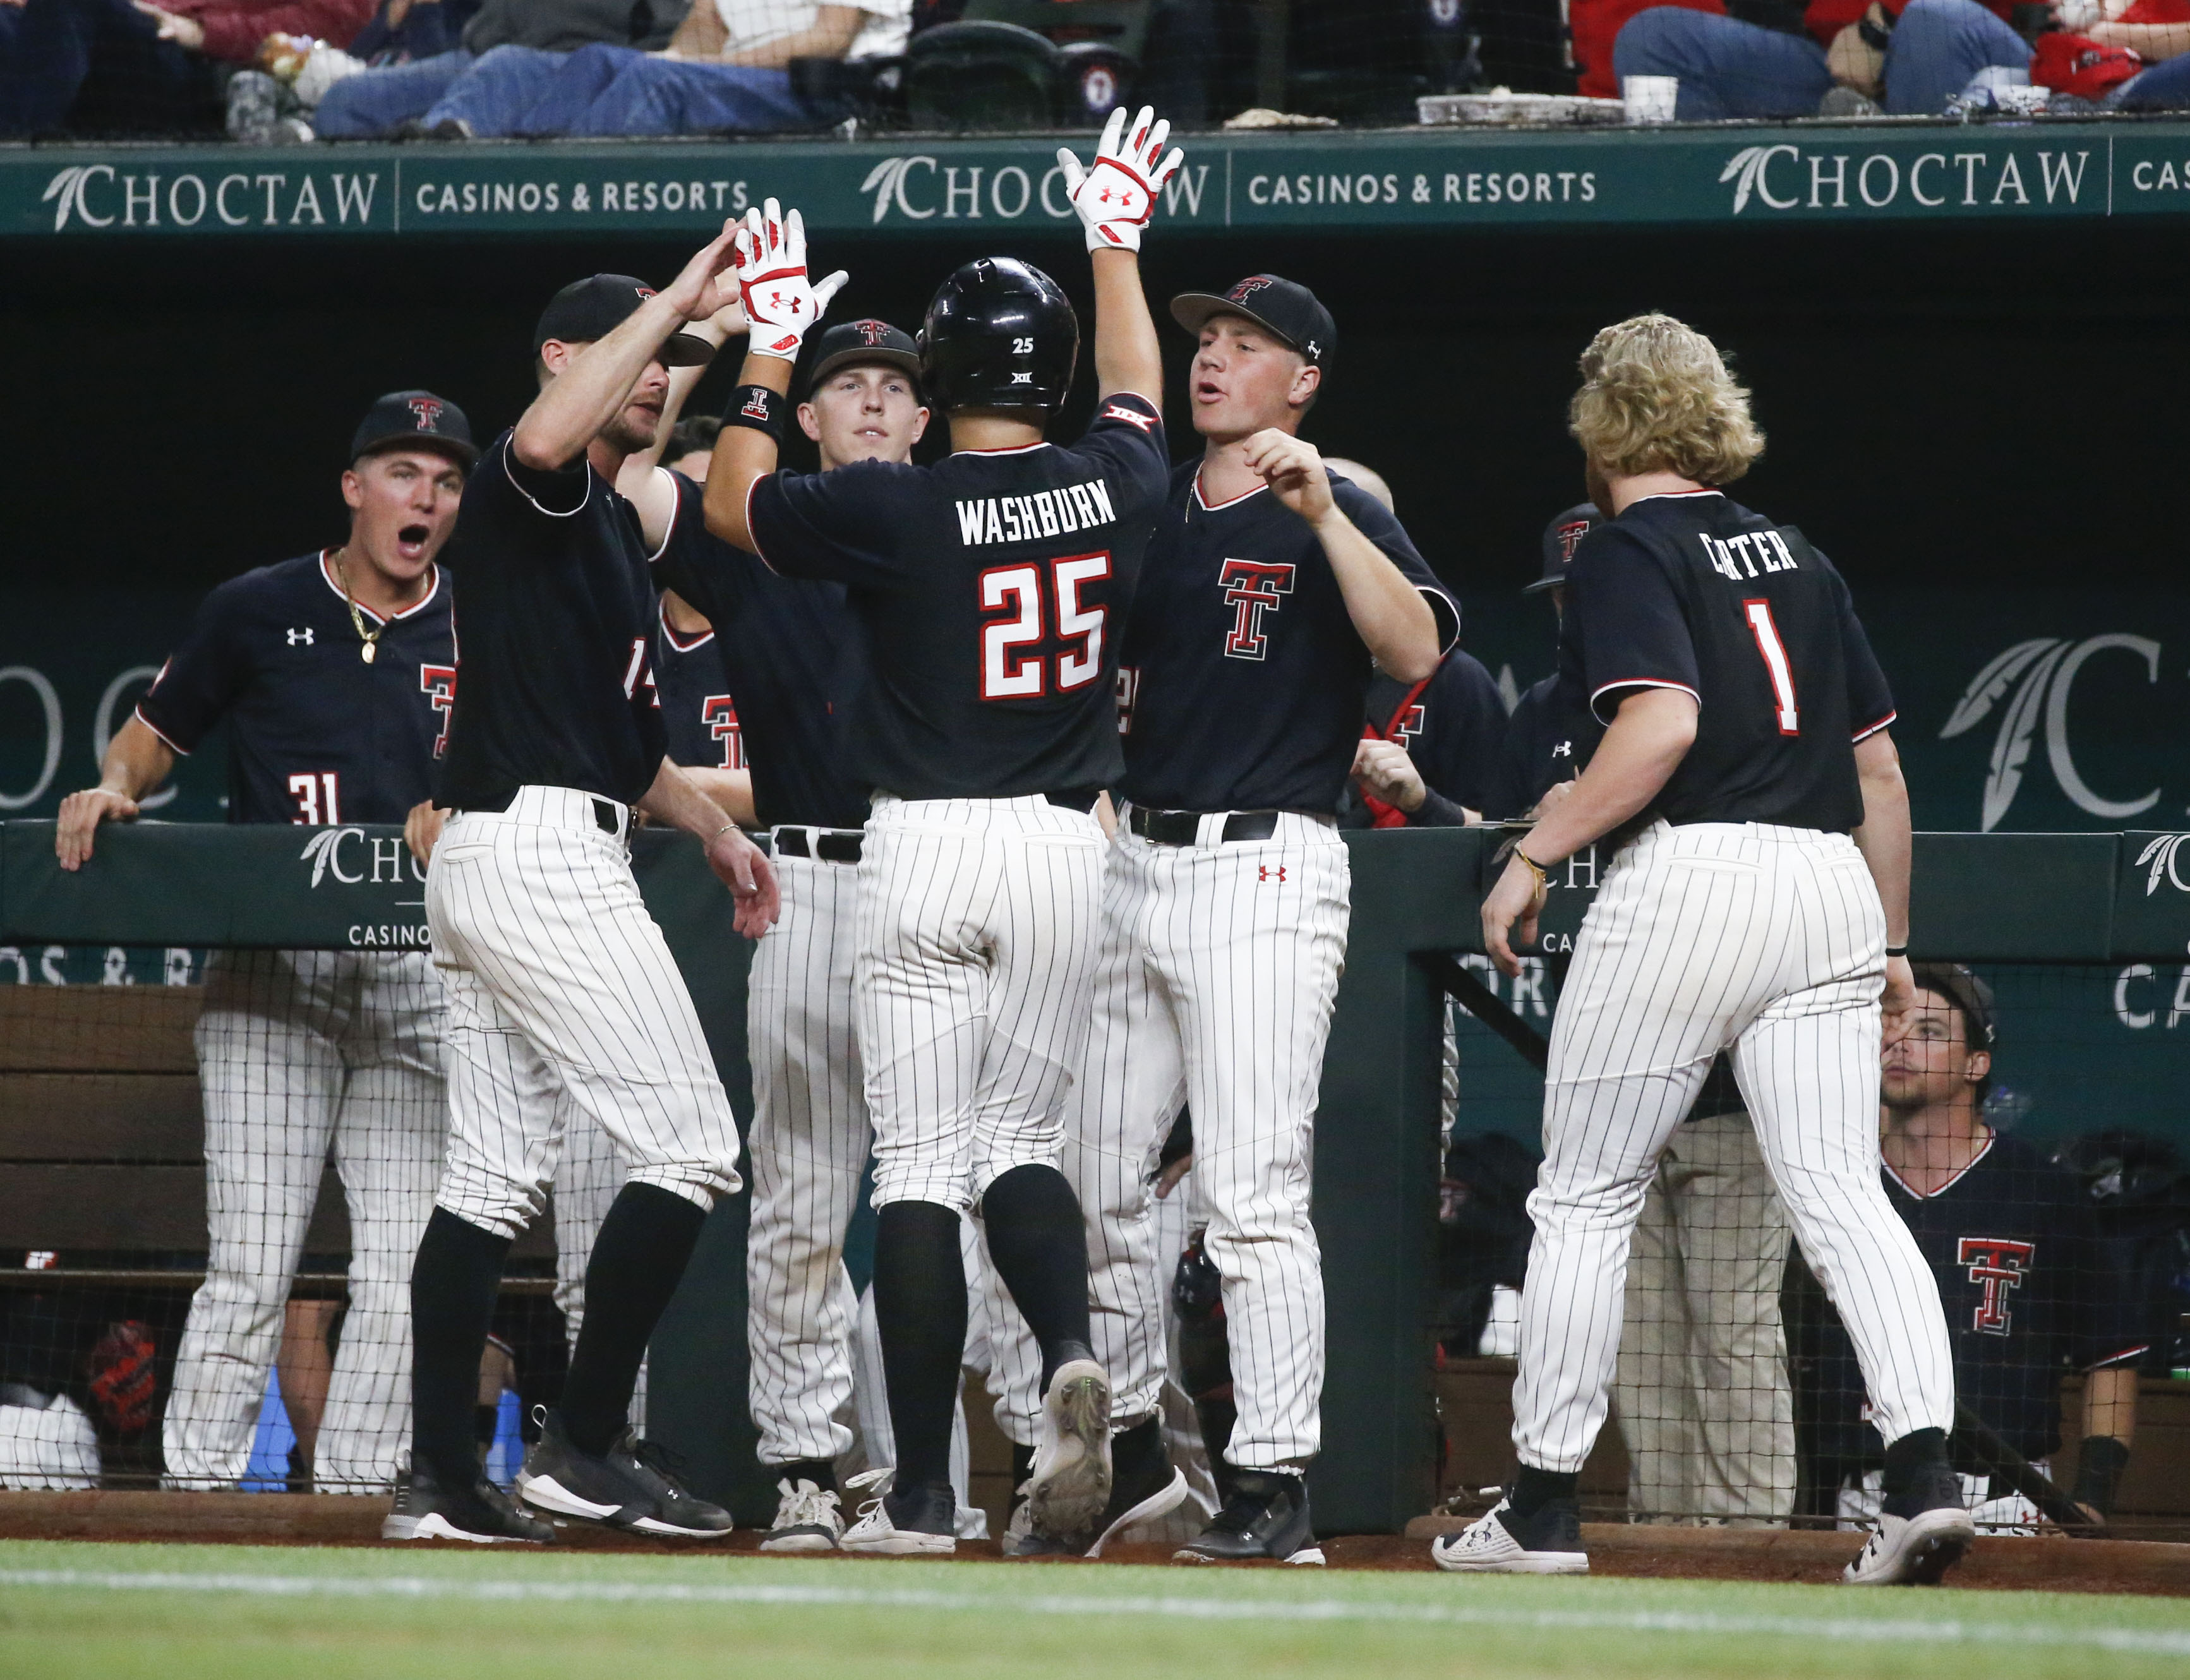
1568 314 1764 486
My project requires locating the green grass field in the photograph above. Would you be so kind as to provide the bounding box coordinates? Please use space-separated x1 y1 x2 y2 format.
2 1539 2185 1680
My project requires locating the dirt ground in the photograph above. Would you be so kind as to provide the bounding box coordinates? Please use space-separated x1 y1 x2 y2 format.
1 1492 2185 1596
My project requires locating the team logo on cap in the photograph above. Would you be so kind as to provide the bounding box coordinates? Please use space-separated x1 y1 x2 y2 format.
1227 277 1275 303
1555 519 1592 563
407 395 446 432
855 320 891 345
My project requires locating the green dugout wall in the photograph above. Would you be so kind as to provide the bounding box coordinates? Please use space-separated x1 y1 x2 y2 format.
6 820 2188 1532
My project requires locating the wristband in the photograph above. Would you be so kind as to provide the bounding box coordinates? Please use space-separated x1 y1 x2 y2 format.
1512 846 1549 904
723 383 786 446
2071 1434 2129 1518
1884 943 1908 958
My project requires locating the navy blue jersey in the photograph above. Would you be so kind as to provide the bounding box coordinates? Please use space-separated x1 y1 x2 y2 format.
653 474 870 831
1365 650 1507 818
748 393 1171 800
1808 1132 2148 1465
1558 491 1894 832
435 430 669 812
654 603 742 776
135 550 455 825
1118 467 1459 815
1489 672 1605 821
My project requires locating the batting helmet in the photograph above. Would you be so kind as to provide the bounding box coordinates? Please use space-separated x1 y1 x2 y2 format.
918 256 1078 412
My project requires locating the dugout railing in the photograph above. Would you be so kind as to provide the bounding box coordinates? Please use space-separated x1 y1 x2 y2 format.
1 822 2187 1532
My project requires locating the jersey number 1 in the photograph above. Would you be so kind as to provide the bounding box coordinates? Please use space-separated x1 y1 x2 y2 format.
980 553 1110 700
1742 599 1800 736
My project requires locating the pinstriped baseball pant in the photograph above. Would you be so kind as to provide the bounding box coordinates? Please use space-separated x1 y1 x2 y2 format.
1513 820 1955 1474
854 794 1106 1212
744 846 867 1467
424 786 741 1239
1000 815 1347 1472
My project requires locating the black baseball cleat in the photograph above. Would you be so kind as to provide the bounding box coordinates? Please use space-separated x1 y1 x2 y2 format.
382 1463 553 1544
515 1408 733 1539
1174 1468 1323 1565
1844 1462 1976 1586
1430 1496 1588 1575
1003 1418 1191 1557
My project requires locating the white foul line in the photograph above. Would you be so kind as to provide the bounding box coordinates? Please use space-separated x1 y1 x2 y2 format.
0 1568 2184 1657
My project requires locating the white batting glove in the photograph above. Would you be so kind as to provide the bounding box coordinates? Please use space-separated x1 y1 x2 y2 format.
733 198 848 361
1055 105 1185 253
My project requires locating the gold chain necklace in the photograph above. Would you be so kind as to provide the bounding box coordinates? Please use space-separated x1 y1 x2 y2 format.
330 548 387 665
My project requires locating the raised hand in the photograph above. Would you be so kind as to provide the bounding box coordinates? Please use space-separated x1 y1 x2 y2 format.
733 198 849 361
1241 428 1335 526
1055 104 1185 253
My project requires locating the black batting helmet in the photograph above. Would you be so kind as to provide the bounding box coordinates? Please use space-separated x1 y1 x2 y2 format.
918 256 1078 412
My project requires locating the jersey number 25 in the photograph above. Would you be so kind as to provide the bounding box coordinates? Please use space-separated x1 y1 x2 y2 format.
980 553 1110 700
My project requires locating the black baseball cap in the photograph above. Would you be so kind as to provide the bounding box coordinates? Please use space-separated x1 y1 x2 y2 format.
1169 275 1336 368
1910 963 1998 1048
1527 502 1602 594
532 273 716 368
351 388 476 469
805 318 922 396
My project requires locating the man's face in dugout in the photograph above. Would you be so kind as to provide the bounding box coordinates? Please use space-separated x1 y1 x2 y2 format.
342 447 466 582
1881 987 1990 1112
800 363 928 468
1191 314 1317 443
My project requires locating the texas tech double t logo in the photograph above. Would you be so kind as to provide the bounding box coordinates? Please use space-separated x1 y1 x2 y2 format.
1957 1237 2035 1335
1220 559 1295 661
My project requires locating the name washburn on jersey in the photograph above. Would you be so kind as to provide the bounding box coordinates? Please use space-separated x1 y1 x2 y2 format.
745 392 1172 801
1557 489 1896 834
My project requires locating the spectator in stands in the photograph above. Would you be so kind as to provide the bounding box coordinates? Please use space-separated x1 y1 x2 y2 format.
1614 0 2190 117
313 0 690 137
1801 965 2143 1529
0 0 368 135
316 0 905 138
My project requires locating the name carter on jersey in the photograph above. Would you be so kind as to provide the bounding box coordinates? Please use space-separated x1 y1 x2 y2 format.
1699 527 1802 581
955 479 1118 548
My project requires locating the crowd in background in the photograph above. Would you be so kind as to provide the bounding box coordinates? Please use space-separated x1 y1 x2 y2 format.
3 0 2185 142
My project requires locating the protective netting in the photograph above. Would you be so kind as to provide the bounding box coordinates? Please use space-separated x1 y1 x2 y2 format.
1439 959 2190 1536
0 949 633 1494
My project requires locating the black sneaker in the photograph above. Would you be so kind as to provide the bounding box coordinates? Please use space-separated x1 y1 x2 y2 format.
1174 1469 1321 1565
515 1408 733 1539
382 1463 553 1544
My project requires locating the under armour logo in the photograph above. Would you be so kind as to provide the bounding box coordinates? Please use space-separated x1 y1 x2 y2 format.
406 395 445 431
1258 864 1287 883
1551 740 1573 759
855 319 889 345
286 628 314 645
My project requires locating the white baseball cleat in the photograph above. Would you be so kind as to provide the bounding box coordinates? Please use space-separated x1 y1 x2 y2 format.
1430 1498 1589 1575
759 1476 845 1554
838 1468 958 1556
1025 1358 1113 1540
1842 1504 1976 1586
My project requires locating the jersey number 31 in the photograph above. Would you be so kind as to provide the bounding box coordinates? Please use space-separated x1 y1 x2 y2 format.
980 553 1110 700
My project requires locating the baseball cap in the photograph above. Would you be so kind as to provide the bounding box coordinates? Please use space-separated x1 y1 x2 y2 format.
351 389 476 469
805 318 922 396
1910 963 1997 1048
532 274 716 368
1526 502 1602 594
1169 275 1336 368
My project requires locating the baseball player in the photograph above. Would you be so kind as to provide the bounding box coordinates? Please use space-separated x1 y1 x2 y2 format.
703 106 1184 1554
1448 313 1969 1587
54 391 478 1494
1486 505 1606 821
386 248 781 1545
663 318 930 1551
1808 965 2143 1529
1004 272 1457 1564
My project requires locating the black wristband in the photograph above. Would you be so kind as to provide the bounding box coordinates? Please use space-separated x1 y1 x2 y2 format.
1884 944 1908 958
2072 1434 2130 1518
723 383 786 446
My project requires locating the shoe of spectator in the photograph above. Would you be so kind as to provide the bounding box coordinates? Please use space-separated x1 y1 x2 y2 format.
1818 85 1883 116
430 117 472 140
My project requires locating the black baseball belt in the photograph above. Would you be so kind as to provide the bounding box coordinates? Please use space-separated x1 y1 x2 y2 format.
1128 807 1282 846
774 826 864 864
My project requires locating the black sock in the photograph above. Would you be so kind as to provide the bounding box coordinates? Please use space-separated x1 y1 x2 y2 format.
872 1201 967 1491
774 1456 838 1494
560 1183 707 1456
1507 1464 1579 1520
982 1164 1094 1388
411 1208 511 1487
1880 1425 1954 1516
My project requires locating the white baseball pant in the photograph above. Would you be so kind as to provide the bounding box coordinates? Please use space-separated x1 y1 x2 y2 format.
1611 1107 1796 1524
1015 813 1348 1472
162 949 444 1492
855 794 1105 1213
1513 820 1954 1474
425 786 741 1240
744 840 867 1467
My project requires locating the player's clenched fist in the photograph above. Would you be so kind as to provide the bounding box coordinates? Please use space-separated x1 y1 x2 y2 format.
1352 738 1426 814
1056 104 1184 253
733 198 848 361
54 786 139 871
1241 429 1337 526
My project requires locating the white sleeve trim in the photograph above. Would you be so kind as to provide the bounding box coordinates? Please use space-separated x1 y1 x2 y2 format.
1851 709 1898 743
1421 585 1461 654
133 702 191 757
501 435 591 519
1589 677 1701 724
